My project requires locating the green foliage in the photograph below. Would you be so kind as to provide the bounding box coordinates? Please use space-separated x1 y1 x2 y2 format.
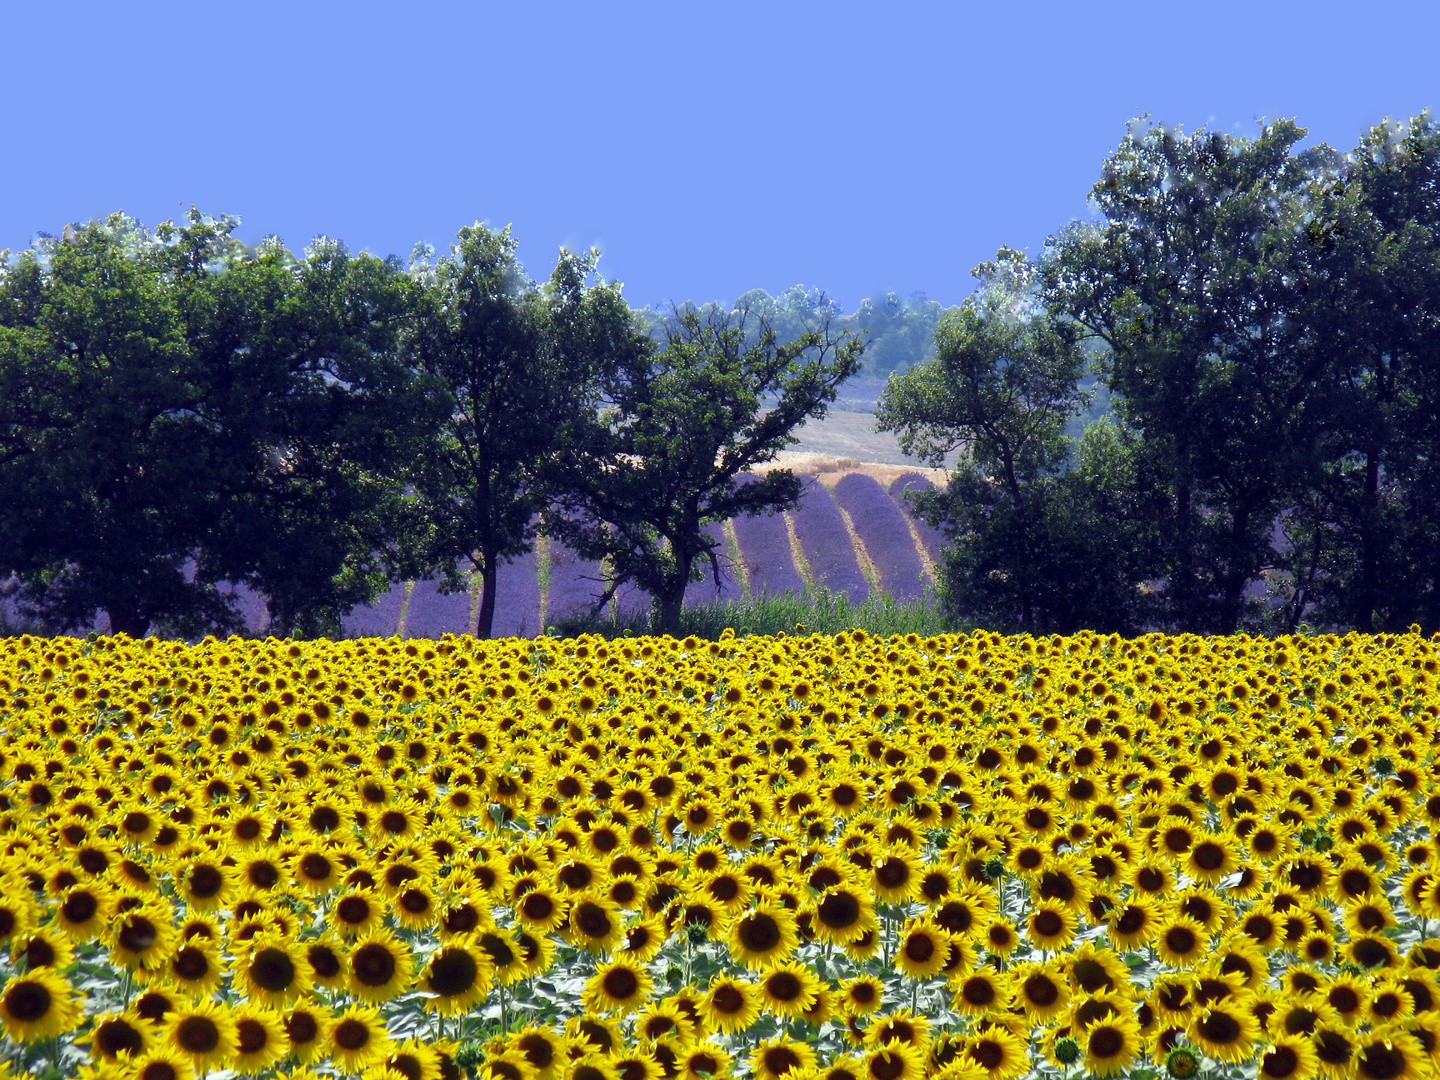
398 223 651 637
545 305 865 633
0 212 426 639
550 584 958 640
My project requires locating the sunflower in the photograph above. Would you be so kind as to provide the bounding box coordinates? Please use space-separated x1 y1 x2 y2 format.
282 1002 332 1063
583 959 654 1014
680 1044 733 1080
327 1004 394 1075
1353 1027 1429 1080
55 882 111 941
965 1025 1029 1080
347 928 413 1003
13 925 74 973
290 846 341 893
812 885 877 947
178 859 236 913
1010 961 1071 1023
387 1039 444 1080
420 936 494 1015
1027 904 1078 951
83 1010 153 1062
477 926 531 987
331 888 385 938
515 886 570 935
166 936 224 996
635 1002 695 1048
1105 897 1161 950
840 975 886 1017
566 1013 624 1058
894 919 950 980
128 1046 198 1080
1078 1012 1141 1078
750 1037 817 1080
618 914 669 964
0 968 82 1044
1155 915 1210 968
1189 1002 1261 1064
234 933 311 1007
569 894 626 955
760 962 822 1019
729 901 799 970
1349 935 1400 971
0 893 32 948
230 1004 287 1074
1254 1033 1321 1080
864 1039 925 1080
979 917 1019 958
511 1025 571 1080
165 998 239 1073
871 850 923 904
952 968 1009 1016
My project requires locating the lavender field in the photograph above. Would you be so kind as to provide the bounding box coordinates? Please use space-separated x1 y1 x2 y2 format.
2 465 945 638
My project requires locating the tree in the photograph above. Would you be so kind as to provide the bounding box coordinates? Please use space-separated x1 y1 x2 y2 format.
0 211 427 638
875 249 1161 632
1037 117 1340 633
398 223 652 638
1273 109 1440 631
545 304 865 633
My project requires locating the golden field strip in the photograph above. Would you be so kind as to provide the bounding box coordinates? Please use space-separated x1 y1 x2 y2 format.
0 628 1437 1080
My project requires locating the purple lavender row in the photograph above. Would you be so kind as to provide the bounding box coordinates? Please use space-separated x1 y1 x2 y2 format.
792 476 869 604
684 520 743 607
889 472 946 567
546 542 607 624
729 474 804 599
832 473 928 601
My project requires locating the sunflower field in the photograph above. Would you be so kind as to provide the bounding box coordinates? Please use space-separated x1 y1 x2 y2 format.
1 628 1438 1080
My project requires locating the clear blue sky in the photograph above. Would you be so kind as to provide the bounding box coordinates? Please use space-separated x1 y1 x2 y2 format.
5 1 1436 313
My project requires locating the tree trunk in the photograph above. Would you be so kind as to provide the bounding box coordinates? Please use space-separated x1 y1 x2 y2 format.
654 551 694 636
476 553 499 639
106 603 149 639
1358 447 1380 632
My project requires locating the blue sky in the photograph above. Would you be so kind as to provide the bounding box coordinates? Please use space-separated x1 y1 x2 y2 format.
5 1 1436 313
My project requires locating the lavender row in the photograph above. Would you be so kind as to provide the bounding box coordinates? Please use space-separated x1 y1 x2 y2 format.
684 521 744 607
729 474 804 599
832 473 929 601
889 472 947 566
791 476 869 604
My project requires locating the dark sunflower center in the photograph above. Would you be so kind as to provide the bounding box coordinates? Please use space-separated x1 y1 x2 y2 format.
904 934 935 962
251 948 295 992
1197 1011 1242 1044
876 859 910 888
352 943 397 986
1262 1045 1300 1078
428 949 479 996
740 914 782 952
333 1018 370 1051
96 1017 144 1057
307 944 341 979
1090 1027 1123 1058
62 891 98 924
286 1011 320 1044
188 866 223 899
818 891 861 929
602 966 639 1000
338 896 371 924
712 985 745 1013
1033 910 1064 936
300 854 332 881
177 1016 221 1054
173 947 210 981
140 1062 179 1080
399 889 430 915
870 1052 905 1080
1166 926 1197 953
236 1018 267 1055
4 980 50 1023
766 973 803 1001
763 1046 800 1074
1358 1044 1407 1080
1024 974 1059 1006
962 977 995 1006
972 1040 1004 1069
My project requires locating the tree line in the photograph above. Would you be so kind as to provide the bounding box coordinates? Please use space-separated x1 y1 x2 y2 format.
0 218 861 638
878 108 1440 637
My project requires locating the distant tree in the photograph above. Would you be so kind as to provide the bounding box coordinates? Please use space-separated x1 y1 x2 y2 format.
1273 109 1440 631
0 211 426 638
1037 116 1339 633
875 250 1161 632
398 223 652 638
545 305 864 633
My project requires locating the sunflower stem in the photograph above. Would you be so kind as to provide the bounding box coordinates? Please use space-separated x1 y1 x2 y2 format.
500 983 507 1032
